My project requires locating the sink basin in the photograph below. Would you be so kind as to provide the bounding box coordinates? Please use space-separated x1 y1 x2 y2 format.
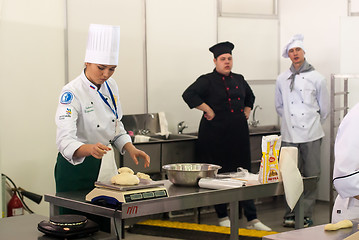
149 134 197 141
131 133 197 144
172 126 280 137
131 136 163 143
249 125 280 136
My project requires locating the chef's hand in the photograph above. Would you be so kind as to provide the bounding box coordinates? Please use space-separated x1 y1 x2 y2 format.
204 108 215 121
196 103 215 121
124 142 150 168
244 107 251 120
74 143 111 159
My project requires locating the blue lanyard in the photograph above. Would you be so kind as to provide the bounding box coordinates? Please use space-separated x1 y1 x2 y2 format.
97 82 118 119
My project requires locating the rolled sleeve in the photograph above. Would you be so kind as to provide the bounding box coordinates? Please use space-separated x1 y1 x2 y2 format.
275 79 284 117
112 120 132 154
182 76 208 109
62 142 85 165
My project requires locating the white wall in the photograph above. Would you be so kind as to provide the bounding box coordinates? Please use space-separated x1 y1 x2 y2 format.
0 0 65 215
66 0 146 114
146 0 217 133
0 0 352 218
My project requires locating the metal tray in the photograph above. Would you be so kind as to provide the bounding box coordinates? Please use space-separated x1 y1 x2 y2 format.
94 180 164 192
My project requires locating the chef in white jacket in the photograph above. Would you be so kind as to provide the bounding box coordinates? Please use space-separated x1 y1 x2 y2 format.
332 102 359 223
55 24 150 195
275 34 330 227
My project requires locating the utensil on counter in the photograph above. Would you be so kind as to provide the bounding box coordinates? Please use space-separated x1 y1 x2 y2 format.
162 163 221 186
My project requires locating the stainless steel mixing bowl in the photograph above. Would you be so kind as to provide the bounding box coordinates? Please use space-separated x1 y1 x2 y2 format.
162 163 222 186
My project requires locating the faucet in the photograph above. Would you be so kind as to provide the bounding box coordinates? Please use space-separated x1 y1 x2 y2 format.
249 105 262 127
139 113 154 135
177 121 188 134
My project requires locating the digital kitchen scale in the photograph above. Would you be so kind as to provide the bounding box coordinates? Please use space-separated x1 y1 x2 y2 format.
85 180 168 206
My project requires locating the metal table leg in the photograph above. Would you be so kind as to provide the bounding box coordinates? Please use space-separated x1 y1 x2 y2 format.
294 194 304 229
229 201 239 240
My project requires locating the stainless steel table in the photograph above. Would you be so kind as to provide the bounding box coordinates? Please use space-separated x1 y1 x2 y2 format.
263 219 359 240
0 214 116 240
45 177 316 240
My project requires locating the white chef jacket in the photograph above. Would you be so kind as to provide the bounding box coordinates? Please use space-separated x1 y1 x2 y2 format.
275 69 329 143
332 102 359 222
55 70 131 165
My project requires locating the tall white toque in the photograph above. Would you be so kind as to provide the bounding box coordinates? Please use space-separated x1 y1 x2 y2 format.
84 24 121 65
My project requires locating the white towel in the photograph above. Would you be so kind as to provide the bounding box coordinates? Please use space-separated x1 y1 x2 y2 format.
279 147 303 211
134 135 150 143
97 146 118 182
158 112 170 138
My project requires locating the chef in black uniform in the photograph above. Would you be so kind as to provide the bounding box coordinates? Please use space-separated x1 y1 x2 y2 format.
182 41 271 231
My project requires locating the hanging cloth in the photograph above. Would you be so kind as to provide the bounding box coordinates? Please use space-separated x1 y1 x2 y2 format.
97 82 119 182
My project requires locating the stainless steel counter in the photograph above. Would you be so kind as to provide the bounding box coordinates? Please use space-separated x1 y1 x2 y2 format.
0 214 115 240
263 219 359 240
45 177 317 240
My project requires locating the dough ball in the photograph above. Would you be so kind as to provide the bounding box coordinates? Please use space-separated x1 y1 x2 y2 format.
111 172 140 185
136 172 152 180
117 167 134 175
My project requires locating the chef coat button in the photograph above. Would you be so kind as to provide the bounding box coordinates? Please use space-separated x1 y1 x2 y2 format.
238 97 240 100
302 77 304 79
302 113 304 115
302 101 304 103
91 102 93 104
236 86 238 89
105 98 108 100
292 126 294 128
300 89 302 91
291 114 293 116
302 125 305 127
112 119 115 122
291 102 293 104
226 87 229 91
97 125 100 128
228 98 231 101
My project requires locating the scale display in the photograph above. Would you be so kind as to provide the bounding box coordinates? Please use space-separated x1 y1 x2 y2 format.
124 189 168 203
86 186 169 205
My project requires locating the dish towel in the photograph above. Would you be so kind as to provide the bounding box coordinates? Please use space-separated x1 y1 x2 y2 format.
134 135 150 143
279 147 303 211
158 112 170 138
97 146 118 182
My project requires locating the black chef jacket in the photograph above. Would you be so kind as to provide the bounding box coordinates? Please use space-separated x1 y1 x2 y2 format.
182 69 255 173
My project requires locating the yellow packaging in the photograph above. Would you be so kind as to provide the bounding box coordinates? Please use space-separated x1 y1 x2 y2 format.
258 135 281 184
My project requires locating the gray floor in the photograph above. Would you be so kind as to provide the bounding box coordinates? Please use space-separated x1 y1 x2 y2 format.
123 196 331 239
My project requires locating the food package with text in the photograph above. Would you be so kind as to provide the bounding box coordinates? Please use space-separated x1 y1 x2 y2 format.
258 135 281 184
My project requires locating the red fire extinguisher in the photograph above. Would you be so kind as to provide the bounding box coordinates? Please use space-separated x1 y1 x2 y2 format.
7 191 24 217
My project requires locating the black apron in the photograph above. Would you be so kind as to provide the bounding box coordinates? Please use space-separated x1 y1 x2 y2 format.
197 111 251 174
